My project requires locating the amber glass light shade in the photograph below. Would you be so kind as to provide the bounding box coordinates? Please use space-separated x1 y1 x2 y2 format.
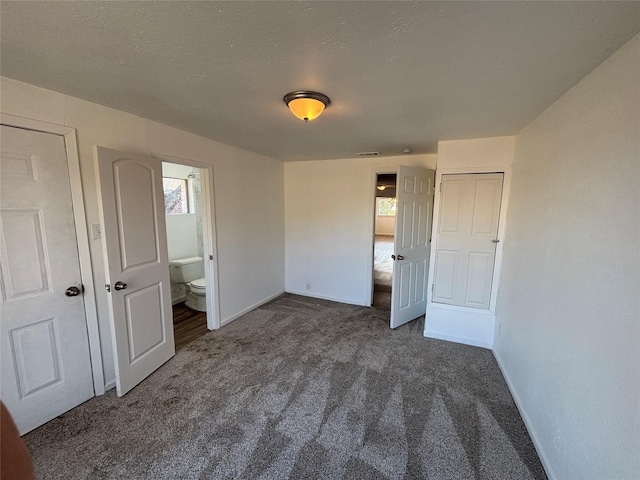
288 98 325 122
283 91 330 122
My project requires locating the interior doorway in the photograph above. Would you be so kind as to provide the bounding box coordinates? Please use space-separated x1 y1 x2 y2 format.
369 166 436 329
162 161 213 350
372 174 397 311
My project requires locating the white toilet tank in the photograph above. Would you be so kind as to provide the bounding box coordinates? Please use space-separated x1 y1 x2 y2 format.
169 257 204 283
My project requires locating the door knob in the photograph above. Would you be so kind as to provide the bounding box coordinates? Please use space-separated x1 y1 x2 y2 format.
65 286 81 297
114 281 128 291
397 255 404 260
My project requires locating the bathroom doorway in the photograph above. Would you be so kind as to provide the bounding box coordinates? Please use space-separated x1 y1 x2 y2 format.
160 158 219 349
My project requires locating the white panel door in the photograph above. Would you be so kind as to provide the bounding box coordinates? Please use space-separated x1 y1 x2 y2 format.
390 166 435 328
433 173 503 309
0 125 94 434
95 146 174 396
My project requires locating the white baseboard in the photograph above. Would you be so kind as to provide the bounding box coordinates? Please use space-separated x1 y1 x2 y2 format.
285 289 364 306
423 330 492 349
171 295 186 305
220 290 286 327
493 348 556 480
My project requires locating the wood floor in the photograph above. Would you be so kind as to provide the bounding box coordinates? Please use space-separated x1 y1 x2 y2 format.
172 302 209 351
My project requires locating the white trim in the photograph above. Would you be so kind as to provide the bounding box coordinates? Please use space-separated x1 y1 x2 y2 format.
0 113 105 395
151 152 222 331
221 290 286 326
285 289 365 306
171 295 187 305
425 165 512 348
426 332 493 350
493 349 556 480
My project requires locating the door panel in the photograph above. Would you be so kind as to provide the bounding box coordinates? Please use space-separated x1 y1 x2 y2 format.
390 166 435 328
1 210 50 298
471 180 502 235
95 146 174 396
114 161 160 269
465 252 494 306
125 283 166 362
397 262 412 309
439 180 464 233
433 173 503 309
10 318 61 398
414 258 427 303
434 250 456 302
0 125 94 434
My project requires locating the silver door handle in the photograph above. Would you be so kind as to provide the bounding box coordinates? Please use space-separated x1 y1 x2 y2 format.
114 281 128 291
397 255 404 260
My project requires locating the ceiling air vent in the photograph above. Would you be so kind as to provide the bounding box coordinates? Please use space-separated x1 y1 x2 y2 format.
357 151 381 157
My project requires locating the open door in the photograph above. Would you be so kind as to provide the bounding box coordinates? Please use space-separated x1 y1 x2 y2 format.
95 146 175 396
390 165 435 328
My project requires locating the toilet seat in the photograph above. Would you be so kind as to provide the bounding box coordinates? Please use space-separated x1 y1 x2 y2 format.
189 278 206 293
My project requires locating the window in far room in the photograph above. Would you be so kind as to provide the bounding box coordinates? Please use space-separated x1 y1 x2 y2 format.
163 177 190 214
377 197 397 216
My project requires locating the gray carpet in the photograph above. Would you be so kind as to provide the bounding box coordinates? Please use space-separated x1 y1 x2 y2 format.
25 294 546 479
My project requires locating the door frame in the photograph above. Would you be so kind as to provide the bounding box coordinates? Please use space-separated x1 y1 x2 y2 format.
425 166 512 348
151 152 221 330
0 113 105 395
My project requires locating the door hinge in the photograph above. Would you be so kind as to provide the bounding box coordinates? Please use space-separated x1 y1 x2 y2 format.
439 182 442 192
105 283 111 292
431 284 434 293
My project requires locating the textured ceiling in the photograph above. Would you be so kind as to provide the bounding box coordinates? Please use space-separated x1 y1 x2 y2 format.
1 1 639 161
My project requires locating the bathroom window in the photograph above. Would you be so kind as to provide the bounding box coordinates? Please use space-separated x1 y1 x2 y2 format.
163 177 190 214
377 198 397 216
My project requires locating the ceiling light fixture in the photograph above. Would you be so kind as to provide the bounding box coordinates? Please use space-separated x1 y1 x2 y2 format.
283 91 330 122
377 185 386 191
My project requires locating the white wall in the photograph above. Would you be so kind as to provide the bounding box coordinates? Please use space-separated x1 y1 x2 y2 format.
165 214 198 260
437 136 515 169
285 154 436 305
162 162 193 179
1 77 285 388
494 34 640 480
163 162 199 262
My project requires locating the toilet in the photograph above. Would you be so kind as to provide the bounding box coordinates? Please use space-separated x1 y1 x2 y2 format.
169 257 207 312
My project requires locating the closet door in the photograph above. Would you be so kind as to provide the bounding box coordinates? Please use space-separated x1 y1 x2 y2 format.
432 173 503 309
0 125 94 433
